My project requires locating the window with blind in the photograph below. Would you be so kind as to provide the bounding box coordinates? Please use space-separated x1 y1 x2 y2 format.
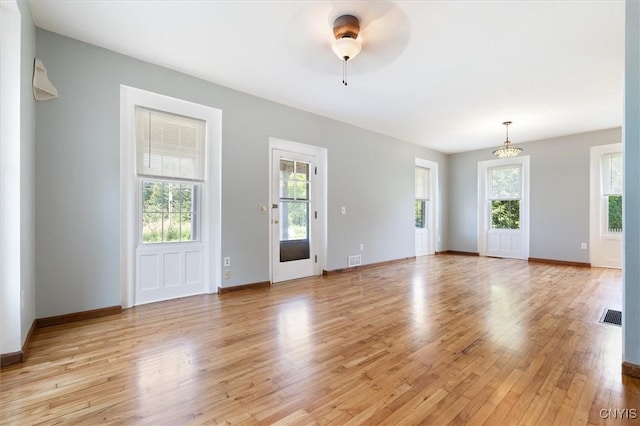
136 107 205 244
488 165 521 230
415 166 430 228
602 152 623 233
135 107 206 181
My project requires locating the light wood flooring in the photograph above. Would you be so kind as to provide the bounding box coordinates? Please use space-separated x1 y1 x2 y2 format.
1 255 639 425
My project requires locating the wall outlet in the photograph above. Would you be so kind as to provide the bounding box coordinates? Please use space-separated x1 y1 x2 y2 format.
341 206 346 215
581 242 588 250
224 257 231 267
224 270 231 280
360 243 364 251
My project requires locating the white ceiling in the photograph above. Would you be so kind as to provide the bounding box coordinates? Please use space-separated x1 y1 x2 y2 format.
28 0 625 154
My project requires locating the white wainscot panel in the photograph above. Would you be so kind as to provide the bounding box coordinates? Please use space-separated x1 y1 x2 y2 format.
603 236 622 268
185 250 202 286
140 254 160 291
163 252 182 287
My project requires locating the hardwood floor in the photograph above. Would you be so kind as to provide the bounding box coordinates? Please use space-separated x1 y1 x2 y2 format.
1 255 638 425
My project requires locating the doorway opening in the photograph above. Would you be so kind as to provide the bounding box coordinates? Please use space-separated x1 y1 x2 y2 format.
269 138 327 283
120 86 221 307
478 156 530 259
415 158 438 256
590 143 622 268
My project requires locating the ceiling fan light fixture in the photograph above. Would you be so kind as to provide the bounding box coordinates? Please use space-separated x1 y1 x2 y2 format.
332 14 361 86
492 121 523 158
332 37 361 61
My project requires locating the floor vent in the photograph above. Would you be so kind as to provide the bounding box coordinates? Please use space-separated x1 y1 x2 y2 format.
600 309 622 326
348 255 362 267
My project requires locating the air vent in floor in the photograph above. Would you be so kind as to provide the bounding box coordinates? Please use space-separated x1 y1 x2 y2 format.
600 308 622 326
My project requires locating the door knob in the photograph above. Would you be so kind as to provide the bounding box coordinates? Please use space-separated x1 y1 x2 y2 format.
273 219 279 224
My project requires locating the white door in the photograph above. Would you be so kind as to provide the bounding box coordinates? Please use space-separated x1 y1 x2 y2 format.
590 144 622 268
599 150 622 267
136 180 205 305
120 86 221 309
272 149 316 282
133 105 209 306
479 157 530 259
415 160 437 256
415 199 430 256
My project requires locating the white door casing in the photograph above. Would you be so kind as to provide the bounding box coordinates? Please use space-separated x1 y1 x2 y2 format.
269 139 327 283
478 156 530 259
590 143 622 269
120 86 221 308
415 158 438 256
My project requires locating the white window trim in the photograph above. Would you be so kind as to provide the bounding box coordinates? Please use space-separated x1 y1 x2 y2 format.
120 86 221 308
477 156 530 258
268 138 327 281
138 179 201 246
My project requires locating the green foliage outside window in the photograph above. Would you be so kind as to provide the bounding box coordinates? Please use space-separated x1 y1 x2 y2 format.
280 160 310 240
142 181 196 243
415 200 425 228
608 195 622 232
281 202 308 240
491 199 520 229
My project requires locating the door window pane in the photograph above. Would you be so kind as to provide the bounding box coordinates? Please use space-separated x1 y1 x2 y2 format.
489 165 521 199
491 200 520 229
415 200 425 229
280 159 295 180
280 201 308 241
278 158 311 262
295 162 309 181
141 180 198 243
165 213 182 242
279 201 310 262
415 166 430 199
136 107 205 181
295 181 309 200
602 153 623 196
279 160 310 200
608 195 622 233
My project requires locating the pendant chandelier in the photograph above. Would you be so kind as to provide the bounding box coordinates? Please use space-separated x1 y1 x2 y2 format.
493 121 522 158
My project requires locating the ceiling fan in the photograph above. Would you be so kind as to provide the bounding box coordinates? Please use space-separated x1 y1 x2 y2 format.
284 1 411 83
331 14 360 85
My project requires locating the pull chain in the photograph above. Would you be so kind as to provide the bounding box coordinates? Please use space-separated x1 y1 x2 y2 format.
342 56 349 86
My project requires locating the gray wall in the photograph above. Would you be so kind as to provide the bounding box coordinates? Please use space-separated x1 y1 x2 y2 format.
623 0 640 367
34 30 447 317
448 127 621 263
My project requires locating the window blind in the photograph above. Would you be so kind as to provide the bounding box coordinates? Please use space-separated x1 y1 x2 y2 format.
415 166 430 199
488 165 521 199
136 107 206 181
602 152 622 196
